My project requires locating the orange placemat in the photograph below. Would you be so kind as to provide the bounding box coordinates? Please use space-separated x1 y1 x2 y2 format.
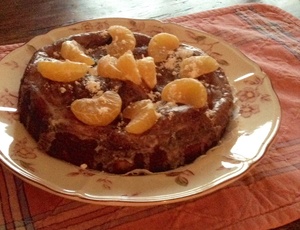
1 3 300 230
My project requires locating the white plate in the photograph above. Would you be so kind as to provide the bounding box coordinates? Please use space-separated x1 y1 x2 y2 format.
0 18 280 205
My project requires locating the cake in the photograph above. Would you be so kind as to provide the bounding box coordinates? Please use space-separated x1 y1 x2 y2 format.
18 25 234 174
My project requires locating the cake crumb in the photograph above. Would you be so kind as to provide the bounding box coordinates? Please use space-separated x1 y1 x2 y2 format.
53 51 60 58
147 91 161 101
60 87 67 93
85 78 101 94
80 163 88 169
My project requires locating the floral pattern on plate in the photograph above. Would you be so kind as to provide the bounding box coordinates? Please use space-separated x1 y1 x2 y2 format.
236 75 272 118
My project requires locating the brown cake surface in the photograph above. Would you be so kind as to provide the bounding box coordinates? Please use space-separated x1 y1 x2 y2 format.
18 27 234 174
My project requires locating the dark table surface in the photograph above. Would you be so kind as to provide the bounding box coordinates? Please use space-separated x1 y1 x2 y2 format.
0 0 300 45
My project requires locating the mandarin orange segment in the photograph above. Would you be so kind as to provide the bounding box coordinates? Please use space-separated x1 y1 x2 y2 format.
136 57 157 89
122 99 153 119
61 40 95 66
123 100 159 134
97 55 123 80
125 107 158 134
71 91 122 126
106 25 136 58
161 78 207 108
148 32 180 63
179 55 219 78
116 50 142 85
37 60 89 82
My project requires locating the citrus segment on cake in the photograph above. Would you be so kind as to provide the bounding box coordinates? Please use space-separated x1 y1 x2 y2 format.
61 40 95 65
161 78 207 108
37 60 89 82
122 99 153 119
180 56 219 78
116 50 142 85
136 57 157 89
106 25 136 57
148 32 180 62
70 91 122 126
97 55 123 80
123 100 159 134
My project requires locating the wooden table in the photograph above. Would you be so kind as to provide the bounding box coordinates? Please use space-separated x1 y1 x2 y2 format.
0 0 299 45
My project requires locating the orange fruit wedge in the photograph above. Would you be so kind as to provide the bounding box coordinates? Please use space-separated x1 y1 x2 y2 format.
37 60 89 82
106 25 136 58
117 50 142 85
161 78 207 108
123 99 159 134
136 57 157 89
61 40 95 66
71 91 122 126
179 55 219 78
148 32 180 62
97 55 123 80
122 99 153 119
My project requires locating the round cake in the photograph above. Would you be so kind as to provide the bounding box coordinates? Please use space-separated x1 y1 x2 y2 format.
18 25 234 174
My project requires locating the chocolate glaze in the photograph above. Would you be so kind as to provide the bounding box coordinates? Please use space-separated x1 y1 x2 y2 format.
18 30 234 174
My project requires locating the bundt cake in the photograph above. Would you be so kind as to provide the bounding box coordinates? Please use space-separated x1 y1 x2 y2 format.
18 25 234 174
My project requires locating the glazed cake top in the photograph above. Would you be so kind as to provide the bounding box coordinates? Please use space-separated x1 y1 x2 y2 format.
25 25 227 135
